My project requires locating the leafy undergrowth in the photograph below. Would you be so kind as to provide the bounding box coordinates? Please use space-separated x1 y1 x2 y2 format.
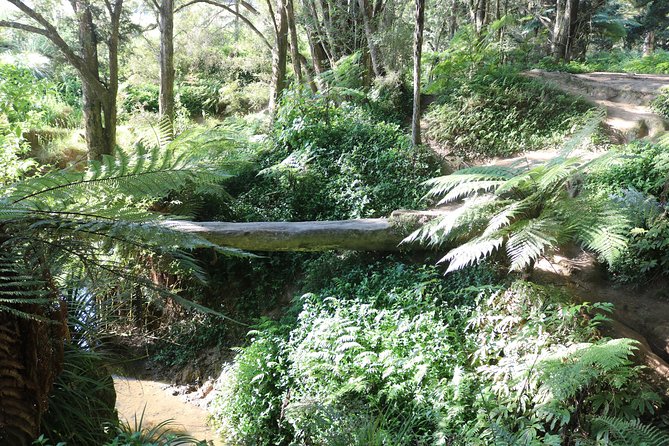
535 50 669 75
210 258 669 445
423 68 593 160
222 89 439 221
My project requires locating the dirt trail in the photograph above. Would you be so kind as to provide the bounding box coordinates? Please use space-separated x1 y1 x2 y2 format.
114 376 222 445
526 70 669 141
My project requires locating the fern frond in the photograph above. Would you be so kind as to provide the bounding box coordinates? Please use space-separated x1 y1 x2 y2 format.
158 115 175 150
565 198 630 264
504 218 560 271
440 235 504 272
3 145 203 209
404 195 502 245
592 416 669 446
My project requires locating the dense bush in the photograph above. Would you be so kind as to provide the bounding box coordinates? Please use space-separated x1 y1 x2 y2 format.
651 88 669 119
225 89 439 221
0 63 79 129
587 141 669 283
423 69 593 159
588 141 669 197
210 260 666 445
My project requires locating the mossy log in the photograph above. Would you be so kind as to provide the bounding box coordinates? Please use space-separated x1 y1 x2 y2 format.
161 209 448 252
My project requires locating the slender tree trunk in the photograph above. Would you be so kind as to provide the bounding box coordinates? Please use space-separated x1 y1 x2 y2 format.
78 1 114 160
269 0 289 114
159 0 175 122
552 0 578 62
412 0 425 147
286 0 303 84
643 31 655 56
358 0 383 77
474 0 486 35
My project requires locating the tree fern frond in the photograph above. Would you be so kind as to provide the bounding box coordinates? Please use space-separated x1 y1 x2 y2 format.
555 110 604 159
404 195 501 245
536 157 583 193
440 236 504 272
437 180 507 204
4 145 200 207
566 198 631 264
158 115 175 150
504 218 559 271
423 166 519 201
482 199 533 235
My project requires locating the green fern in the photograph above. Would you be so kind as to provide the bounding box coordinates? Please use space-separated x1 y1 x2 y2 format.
407 121 630 272
592 416 669 446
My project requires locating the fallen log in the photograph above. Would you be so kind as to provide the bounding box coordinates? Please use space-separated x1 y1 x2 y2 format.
161 209 449 252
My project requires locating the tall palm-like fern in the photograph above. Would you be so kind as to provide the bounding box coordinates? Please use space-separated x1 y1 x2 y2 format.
405 124 630 272
0 145 238 445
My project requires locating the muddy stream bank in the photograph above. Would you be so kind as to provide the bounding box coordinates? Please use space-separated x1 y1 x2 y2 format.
114 376 223 445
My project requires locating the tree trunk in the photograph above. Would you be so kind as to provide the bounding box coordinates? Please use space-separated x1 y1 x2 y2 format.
552 0 578 62
286 0 303 84
159 0 175 122
474 0 486 35
0 280 65 445
358 0 384 77
411 0 425 147
269 0 289 114
77 2 113 161
643 31 655 56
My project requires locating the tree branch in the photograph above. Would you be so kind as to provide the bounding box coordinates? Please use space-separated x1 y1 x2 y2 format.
1 0 107 98
0 20 49 37
175 0 272 48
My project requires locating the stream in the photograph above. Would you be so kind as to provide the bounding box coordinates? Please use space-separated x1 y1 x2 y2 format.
113 376 222 445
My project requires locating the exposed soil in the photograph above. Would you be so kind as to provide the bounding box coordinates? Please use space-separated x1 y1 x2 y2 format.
525 70 669 141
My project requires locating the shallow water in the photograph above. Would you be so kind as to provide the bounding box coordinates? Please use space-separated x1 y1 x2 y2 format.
113 376 222 445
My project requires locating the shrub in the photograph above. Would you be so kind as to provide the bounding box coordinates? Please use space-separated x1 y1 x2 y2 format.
651 88 669 119
209 320 293 445
211 268 667 445
587 141 669 197
423 70 593 159
227 89 439 221
122 83 160 114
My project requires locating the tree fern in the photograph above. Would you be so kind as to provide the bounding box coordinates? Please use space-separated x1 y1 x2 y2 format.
406 120 630 272
0 146 244 442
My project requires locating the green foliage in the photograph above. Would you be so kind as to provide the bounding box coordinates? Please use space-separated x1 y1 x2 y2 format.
536 50 669 75
587 141 669 197
586 141 669 283
438 281 663 445
210 320 293 445
39 345 117 446
652 88 669 119
211 262 666 445
122 84 160 114
407 126 630 272
228 89 438 221
424 69 593 159
105 410 206 446
0 63 80 129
